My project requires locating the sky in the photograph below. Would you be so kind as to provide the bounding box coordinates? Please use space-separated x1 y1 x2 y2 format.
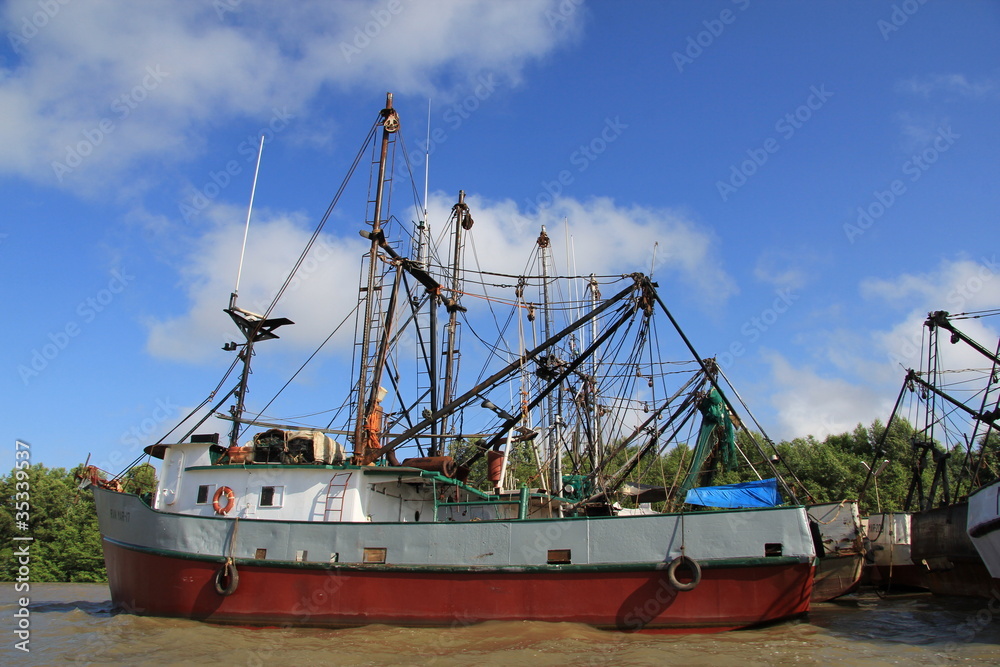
3 0 999 475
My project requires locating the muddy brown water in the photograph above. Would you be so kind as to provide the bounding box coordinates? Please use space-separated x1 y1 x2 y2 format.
3 583 1000 665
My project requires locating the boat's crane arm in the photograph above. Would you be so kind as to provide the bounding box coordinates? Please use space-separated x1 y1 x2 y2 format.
361 281 642 466
904 369 1000 426
926 310 1000 368
456 286 644 476
360 228 465 313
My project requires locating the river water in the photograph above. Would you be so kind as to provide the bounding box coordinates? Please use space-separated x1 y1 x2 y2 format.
3 584 1000 666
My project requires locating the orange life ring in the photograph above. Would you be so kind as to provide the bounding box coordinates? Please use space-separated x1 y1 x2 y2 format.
212 486 236 515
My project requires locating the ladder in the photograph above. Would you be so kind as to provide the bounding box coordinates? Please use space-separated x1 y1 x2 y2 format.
323 473 352 522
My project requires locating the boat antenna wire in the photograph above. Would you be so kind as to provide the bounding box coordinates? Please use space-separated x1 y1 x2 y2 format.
228 116 379 442
232 135 264 306
250 117 380 335
110 355 245 481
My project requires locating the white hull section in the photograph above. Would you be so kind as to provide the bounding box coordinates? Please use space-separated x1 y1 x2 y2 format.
968 479 1000 580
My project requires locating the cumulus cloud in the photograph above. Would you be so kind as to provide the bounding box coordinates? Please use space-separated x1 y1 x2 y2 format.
863 256 1000 374
0 0 583 188
146 191 735 363
456 194 737 302
145 204 368 362
763 351 890 440
761 256 1000 440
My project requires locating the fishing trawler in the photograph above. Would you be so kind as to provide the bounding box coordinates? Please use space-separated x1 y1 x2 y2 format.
865 511 926 590
85 94 816 632
807 501 865 601
865 310 1000 597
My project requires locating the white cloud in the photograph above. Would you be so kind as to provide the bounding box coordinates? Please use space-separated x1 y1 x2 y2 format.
763 351 889 441
896 73 999 100
0 0 583 188
458 194 737 303
753 247 820 291
864 257 1000 379
145 205 367 362
760 257 1000 440
146 191 735 363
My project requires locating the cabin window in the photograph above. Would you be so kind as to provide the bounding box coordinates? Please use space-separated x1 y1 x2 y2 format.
765 543 783 557
330 552 340 563
295 550 308 562
259 485 284 508
195 485 215 504
255 548 267 560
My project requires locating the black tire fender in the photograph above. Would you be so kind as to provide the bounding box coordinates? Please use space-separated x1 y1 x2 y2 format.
214 559 239 596
666 555 701 592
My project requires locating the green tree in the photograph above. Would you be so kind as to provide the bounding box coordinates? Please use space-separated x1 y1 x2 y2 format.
0 464 106 582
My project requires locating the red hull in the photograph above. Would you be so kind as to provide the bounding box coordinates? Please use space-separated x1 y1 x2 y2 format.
104 541 813 632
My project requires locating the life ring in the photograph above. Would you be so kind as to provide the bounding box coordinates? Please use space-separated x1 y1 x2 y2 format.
666 555 701 592
212 486 236 515
214 558 239 596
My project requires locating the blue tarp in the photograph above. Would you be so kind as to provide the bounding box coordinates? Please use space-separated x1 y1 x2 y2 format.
683 478 783 508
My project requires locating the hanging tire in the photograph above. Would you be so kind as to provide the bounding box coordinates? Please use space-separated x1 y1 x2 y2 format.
214 559 239 596
666 555 701 592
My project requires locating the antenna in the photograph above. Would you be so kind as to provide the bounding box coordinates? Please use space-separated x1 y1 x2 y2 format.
232 135 265 309
418 99 431 268
424 98 431 222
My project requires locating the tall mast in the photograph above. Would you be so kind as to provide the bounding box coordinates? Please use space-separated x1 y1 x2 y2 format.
353 93 400 462
439 190 471 446
538 226 562 495
588 273 602 467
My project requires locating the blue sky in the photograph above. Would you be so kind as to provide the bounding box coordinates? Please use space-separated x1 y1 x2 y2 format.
3 0 999 474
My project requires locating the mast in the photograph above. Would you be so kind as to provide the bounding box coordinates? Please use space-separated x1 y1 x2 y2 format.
353 93 400 462
588 273 602 468
438 190 472 448
538 226 562 495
